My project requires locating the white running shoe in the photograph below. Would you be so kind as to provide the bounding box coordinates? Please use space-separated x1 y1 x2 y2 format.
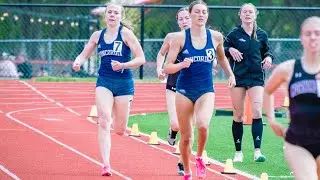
233 151 243 162
254 149 266 162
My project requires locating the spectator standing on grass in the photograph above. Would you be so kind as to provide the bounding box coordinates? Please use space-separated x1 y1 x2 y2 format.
224 3 273 163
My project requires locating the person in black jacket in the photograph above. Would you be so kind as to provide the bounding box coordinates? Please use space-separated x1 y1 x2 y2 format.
224 3 273 163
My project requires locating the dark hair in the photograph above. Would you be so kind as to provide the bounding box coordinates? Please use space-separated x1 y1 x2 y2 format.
189 0 208 13
105 2 133 30
176 7 188 21
239 3 259 40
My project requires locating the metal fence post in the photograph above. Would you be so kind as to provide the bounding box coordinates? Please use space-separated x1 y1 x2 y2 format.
139 4 145 80
48 39 52 76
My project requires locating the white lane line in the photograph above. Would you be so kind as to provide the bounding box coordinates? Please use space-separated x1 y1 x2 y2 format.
0 129 96 134
0 128 25 131
5 106 131 180
1 97 93 100
126 114 259 180
0 100 93 105
128 135 238 180
19 81 81 116
87 113 257 180
43 118 64 121
0 164 21 180
5 104 256 179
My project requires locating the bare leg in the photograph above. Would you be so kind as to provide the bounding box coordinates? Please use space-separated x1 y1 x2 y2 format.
112 95 133 136
176 92 194 175
194 92 215 157
96 87 114 167
284 142 318 180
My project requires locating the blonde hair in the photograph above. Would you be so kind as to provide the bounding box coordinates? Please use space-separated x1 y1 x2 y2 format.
239 3 259 40
104 2 133 30
301 16 320 31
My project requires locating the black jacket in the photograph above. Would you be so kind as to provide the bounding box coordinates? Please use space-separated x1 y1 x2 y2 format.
224 25 273 81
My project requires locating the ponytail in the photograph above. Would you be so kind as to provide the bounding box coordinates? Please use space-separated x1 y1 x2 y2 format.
252 20 257 40
120 21 133 31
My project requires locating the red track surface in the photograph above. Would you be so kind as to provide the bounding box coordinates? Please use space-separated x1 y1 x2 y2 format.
0 80 286 180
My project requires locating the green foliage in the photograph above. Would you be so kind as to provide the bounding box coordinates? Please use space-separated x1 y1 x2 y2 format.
0 2 319 78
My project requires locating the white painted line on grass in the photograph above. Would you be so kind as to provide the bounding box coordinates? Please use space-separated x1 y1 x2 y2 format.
269 175 294 179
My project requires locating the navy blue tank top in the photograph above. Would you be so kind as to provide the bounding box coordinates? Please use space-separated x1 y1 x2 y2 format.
97 26 132 79
176 29 216 90
285 59 320 145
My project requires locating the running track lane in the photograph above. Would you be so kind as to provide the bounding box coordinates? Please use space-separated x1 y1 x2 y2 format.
2 105 251 179
0 80 286 179
26 81 287 109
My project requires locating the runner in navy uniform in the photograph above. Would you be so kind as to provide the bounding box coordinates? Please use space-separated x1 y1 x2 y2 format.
156 7 191 176
73 2 145 176
164 1 235 179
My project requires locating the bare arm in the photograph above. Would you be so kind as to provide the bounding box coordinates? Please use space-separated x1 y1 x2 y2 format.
263 60 294 137
122 28 146 69
264 60 294 122
163 32 186 74
74 31 100 65
214 31 234 78
156 34 172 72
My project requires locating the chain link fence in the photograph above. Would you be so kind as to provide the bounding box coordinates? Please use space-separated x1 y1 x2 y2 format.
0 4 319 80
